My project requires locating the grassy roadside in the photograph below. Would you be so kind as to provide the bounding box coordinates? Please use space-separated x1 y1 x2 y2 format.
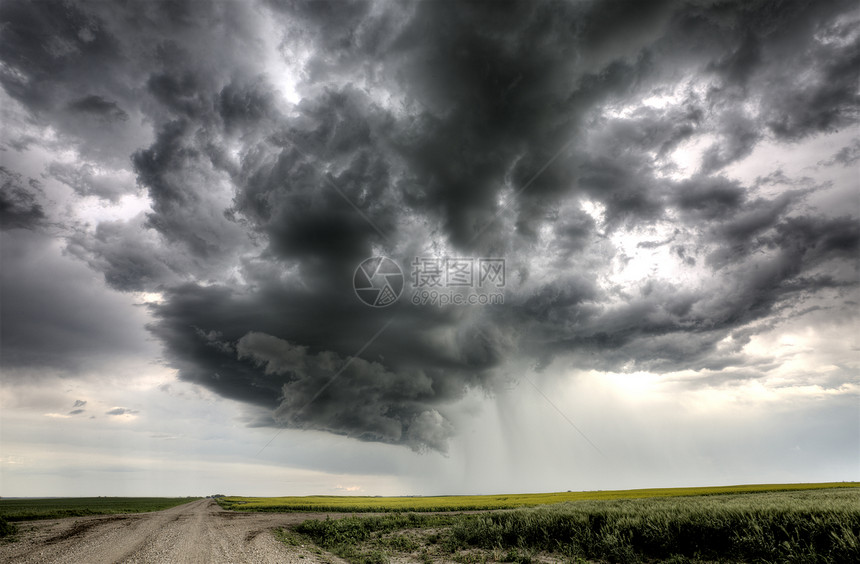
0 517 16 541
219 482 859 513
0 497 200 522
276 489 860 564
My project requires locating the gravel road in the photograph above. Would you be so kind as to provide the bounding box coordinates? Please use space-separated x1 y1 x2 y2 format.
0 498 347 564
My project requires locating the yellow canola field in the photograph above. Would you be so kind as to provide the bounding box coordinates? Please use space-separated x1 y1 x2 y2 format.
220 482 858 513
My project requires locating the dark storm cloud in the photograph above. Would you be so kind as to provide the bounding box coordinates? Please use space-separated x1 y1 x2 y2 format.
44 161 132 202
237 331 454 451
66 214 182 292
699 111 760 173
132 119 247 258
708 34 761 88
2 0 858 451
0 167 46 230
551 209 598 257
820 137 860 167
231 85 398 263
217 78 279 134
0 229 153 373
763 20 860 140
0 0 121 112
703 192 797 268
145 277 502 450
67 95 129 122
525 206 860 374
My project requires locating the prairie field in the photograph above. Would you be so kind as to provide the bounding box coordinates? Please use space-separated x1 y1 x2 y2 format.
274 487 860 564
0 496 198 522
218 482 858 513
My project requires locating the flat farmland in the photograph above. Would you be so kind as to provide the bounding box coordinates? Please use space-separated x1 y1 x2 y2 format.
0 497 199 521
1 484 857 563
218 481 859 512
280 487 860 563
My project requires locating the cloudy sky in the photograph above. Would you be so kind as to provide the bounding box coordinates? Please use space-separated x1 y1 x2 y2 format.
1 0 858 497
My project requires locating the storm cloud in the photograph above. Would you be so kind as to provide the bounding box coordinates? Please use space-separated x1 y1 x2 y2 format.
1 0 857 453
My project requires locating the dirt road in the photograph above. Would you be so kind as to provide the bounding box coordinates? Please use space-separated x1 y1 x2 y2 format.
0 498 345 564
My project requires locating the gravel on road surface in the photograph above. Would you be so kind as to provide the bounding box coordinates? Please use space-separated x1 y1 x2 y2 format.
0 498 347 564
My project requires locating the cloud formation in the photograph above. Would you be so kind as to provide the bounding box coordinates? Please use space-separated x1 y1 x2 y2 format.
106 407 138 416
1 167 46 231
1 0 857 452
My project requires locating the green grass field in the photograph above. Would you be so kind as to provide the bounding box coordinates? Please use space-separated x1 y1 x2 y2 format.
218 481 859 513
0 497 198 522
280 488 860 564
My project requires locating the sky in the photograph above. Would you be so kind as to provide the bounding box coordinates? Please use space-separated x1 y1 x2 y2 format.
0 0 858 497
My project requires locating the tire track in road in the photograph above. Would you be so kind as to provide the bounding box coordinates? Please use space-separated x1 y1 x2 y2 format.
0 499 348 564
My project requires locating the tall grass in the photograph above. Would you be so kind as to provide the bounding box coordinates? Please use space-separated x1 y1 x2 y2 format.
290 489 860 563
0 517 16 539
448 489 860 562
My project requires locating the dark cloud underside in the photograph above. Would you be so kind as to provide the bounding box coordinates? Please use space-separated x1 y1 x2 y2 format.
1 0 857 452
